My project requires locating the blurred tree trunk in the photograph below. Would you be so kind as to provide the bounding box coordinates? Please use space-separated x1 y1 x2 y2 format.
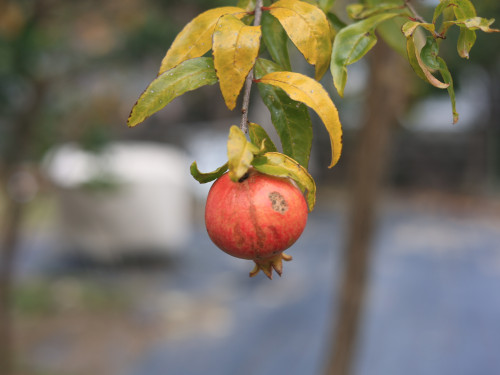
324 40 410 375
0 199 24 375
487 70 500 188
0 80 45 375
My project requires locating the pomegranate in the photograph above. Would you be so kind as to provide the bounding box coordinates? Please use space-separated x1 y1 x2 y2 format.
205 168 308 279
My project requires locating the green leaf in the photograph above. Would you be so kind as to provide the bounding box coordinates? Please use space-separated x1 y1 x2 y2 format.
190 161 228 183
432 0 452 24
331 13 399 97
450 0 478 58
420 36 441 70
405 35 449 89
252 152 316 211
261 11 292 71
433 0 475 42
255 59 313 168
346 4 363 19
213 15 261 110
435 1 499 59
432 0 477 32
405 35 428 82
128 57 218 127
327 12 347 33
457 27 476 58
402 22 450 88
318 0 336 12
437 2 460 36
436 57 459 124
453 17 500 33
417 37 458 122
248 122 278 152
447 17 499 58
332 29 377 96
237 0 256 12
452 0 476 20
257 70 343 168
269 0 332 80
158 7 246 74
346 3 406 20
227 125 260 182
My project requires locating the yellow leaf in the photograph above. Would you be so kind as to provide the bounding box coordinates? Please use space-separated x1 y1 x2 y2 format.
213 15 262 110
159 7 246 75
269 0 332 80
227 125 260 182
257 71 342 168
402 20 436 38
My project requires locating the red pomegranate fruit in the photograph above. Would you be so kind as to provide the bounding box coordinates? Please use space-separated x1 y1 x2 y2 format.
205 168 308 279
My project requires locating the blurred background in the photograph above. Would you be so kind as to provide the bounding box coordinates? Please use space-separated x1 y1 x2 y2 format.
1 0 500 374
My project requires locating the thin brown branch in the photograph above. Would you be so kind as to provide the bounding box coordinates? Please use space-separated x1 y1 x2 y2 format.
240 0 264 133
404 0 426 23
405 0 446 38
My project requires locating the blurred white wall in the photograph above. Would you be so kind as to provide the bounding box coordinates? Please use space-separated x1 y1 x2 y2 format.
43 142 193 260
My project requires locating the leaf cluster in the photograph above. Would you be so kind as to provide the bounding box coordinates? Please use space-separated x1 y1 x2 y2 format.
401 1 498 123
128 0 499 211
128 1 343 170
128 0 345 211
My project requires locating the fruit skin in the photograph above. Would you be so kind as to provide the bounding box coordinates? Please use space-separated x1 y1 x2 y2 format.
205 168 308 278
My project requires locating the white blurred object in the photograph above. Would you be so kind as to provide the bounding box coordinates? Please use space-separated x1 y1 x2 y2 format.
44 142 193 260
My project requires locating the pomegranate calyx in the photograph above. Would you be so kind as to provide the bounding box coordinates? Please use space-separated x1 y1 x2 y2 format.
249 252 293 279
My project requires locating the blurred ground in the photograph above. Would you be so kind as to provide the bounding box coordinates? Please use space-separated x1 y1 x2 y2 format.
10 188 500 375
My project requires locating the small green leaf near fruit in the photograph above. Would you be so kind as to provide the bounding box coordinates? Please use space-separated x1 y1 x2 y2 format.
190 162 229 183
248 122 278 153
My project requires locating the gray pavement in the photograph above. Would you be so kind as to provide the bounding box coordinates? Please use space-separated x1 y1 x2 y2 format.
13 195 500 375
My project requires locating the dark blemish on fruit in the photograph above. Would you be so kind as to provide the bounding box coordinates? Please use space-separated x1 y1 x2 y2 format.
238 172 250 183
269 192 288 214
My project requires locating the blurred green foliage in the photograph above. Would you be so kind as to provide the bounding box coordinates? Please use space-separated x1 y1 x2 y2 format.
0 0 226 163
13 278 130 316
